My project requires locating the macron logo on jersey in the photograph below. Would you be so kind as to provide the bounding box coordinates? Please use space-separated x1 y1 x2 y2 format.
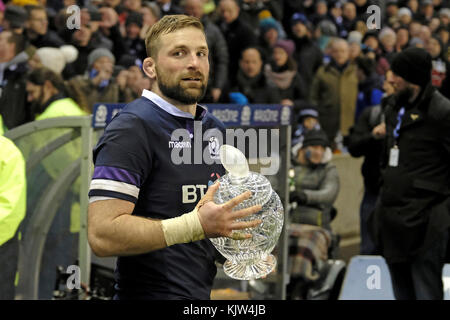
168 140 192 149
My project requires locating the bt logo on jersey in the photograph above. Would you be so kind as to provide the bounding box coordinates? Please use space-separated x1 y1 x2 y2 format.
182 173 221 203
182 185 208 203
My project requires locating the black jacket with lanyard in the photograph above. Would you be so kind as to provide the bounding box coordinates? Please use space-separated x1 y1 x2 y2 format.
370 83 450 264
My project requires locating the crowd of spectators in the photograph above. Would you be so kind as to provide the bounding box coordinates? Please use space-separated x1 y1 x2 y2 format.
1 0 450 152
0 0 449 151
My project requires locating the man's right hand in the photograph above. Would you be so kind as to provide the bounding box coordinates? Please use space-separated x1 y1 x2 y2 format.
196 182 262 240
372 122 386 140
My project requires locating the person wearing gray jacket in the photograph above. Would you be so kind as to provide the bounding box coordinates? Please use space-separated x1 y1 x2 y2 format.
290 129 340 231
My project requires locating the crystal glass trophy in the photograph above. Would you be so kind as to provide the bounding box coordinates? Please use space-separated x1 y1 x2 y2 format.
210 145 284 280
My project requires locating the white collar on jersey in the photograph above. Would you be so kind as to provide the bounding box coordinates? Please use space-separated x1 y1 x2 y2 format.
141 89 207 120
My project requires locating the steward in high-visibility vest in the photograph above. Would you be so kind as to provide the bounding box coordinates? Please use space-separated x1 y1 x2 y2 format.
0 134 26 299
27 67 88 234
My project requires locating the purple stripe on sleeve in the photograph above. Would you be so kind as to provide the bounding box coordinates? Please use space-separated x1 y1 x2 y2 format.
92 166 141 187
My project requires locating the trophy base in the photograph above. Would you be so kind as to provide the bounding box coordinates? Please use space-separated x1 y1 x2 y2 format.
223 254 276 280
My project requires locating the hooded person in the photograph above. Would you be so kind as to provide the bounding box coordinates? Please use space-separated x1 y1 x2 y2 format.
370 47 450 300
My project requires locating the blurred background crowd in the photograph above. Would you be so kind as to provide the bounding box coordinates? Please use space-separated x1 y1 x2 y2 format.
1 0 450 152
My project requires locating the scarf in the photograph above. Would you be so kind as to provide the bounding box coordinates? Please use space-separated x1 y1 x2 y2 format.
264 63 297 90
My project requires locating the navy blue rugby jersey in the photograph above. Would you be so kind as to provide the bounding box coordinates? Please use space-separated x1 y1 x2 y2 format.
89 89 226 300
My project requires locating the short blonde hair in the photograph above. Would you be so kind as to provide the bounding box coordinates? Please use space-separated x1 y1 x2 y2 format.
145 14 205 58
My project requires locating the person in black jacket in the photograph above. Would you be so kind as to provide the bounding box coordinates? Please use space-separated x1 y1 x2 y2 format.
229 46 281 104
290 13 323 94
0 31 31 130
264 39 307 114
184 0 229 103
348 88 396 254
370 47 450 300
218 0 257 84
24 5 65 48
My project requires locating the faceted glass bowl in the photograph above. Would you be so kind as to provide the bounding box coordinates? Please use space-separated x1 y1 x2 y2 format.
210 172 284 280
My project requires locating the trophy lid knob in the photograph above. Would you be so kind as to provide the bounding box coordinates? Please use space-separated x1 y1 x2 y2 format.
219 145 249 179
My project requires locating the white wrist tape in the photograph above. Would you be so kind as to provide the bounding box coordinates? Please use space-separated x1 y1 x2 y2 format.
160 208 206 246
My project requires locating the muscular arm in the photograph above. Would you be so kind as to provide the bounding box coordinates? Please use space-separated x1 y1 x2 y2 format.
88 183 262 257
88 199 166 257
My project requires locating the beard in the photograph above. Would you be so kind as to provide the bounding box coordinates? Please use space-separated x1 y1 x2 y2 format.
29 87 46 115
394 86 415 107
156 66 207 104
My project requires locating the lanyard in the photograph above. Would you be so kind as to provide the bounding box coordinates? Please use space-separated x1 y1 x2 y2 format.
393 107 405 144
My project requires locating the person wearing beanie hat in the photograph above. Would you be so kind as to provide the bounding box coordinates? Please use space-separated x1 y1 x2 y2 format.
126 11 143 28
11 0 38 5
390 47 432 88
3 5 27 30
398 7 412 25
290 11 323 94
258 9 272 21
258 17 281 62
291 12 309 27
301 129 329 149
68 47 134 112
289 128 338 235
124 11 146 61
259 17 278 35
264 37 307 113
371 37 450 300
31 45 78 75
87 47 115 70
291 104 321 159
288 127 339 298
257 10 287 41
273 39 295 57
298 105 319 122
439 7 450 25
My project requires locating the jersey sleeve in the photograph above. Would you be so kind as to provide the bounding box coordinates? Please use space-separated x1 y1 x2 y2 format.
88 112 152 204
